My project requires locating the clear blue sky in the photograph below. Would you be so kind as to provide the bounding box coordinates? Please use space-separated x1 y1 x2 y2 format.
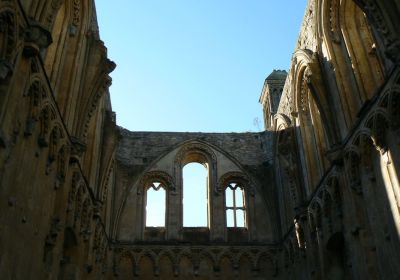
95 0 308 132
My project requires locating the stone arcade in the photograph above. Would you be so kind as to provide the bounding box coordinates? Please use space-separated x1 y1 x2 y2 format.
1 0 400 279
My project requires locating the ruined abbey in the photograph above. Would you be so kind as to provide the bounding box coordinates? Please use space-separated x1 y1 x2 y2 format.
1 0 400 279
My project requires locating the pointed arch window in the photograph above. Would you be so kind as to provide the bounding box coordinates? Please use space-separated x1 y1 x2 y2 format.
145 182 166 227
225 183 246 228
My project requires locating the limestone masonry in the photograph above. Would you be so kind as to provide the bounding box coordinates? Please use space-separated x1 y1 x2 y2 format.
1 0 400 279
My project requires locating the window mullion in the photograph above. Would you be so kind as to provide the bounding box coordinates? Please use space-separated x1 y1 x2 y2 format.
233 188 237 227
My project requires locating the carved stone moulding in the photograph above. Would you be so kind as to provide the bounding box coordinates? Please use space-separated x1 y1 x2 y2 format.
137 170 176 195
217 171 255 196
69 136 87 162
113 244 277 277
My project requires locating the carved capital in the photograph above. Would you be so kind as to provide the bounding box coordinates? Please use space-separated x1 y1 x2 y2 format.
303 67 313 84
93 202 103 218
24 23 52 57
69 136 87 162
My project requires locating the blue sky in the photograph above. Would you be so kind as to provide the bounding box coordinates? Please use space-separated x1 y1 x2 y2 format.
95 0 308 132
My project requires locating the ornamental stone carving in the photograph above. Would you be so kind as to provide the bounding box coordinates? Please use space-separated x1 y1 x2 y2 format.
137 170 176 195
217 171 255 196
23 22 52 57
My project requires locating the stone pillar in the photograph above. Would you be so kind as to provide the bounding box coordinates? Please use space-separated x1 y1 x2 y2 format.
135 191 144 240
167 188 180 240
247 191 257 241
210 189 225 241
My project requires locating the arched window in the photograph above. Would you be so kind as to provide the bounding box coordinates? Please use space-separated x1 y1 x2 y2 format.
145 182 166 227
340 0 384 101
225 183 246 227
183 162 208 227
297 74 329 193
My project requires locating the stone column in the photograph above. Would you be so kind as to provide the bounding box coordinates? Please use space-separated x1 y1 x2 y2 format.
210 177 224 241
167 188 180 240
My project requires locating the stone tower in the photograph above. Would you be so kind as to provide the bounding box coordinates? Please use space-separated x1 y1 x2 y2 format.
259 70 287 130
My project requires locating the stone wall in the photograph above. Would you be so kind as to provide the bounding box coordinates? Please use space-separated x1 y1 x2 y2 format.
1 0 400 279
114 129 277 242
0 0 115 279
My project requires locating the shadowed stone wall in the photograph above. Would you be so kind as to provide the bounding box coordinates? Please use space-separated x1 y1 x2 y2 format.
1 0 400 279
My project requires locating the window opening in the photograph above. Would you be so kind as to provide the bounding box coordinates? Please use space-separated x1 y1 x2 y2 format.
145 182 166 227
183 162 208 227
226 183 246 227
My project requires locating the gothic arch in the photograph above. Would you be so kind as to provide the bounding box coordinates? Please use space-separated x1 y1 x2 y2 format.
255 251 274 269
0 2 21 81
274 113 291 130
24 78 48 136
72 184 86 228
137 171 175 195
353 0 400 65
216 251 235 270
43 0 93 87
157 250 176 266
75 59 114 141
217 171 254 196
257 252 278 278
174 141 217 188
47 124 65 160
99 159 114 202
134 170 175 239
174 141 219 233
319 0 384 128
42 0 110 139
21 0 61 25
37 103 57 147
276 126 305 209
292 49 336 145
137 250 157 267
292 50 331 193
347 128 400 276
198 250 217 266
114 250 135 277
43 0 69 84
218 171 256 237
339 0 384 100
114 138 275 243
197 252 214 277
236 251 255 270
177 250 194 265
319 0 360 128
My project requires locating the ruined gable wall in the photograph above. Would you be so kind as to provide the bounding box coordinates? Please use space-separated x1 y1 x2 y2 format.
113 129 278 243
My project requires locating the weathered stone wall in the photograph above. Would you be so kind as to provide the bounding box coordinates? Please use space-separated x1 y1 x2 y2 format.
114 129 277 242
0 0 115 279
1 0 400 279
268 0 400 279
116 129 273 169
